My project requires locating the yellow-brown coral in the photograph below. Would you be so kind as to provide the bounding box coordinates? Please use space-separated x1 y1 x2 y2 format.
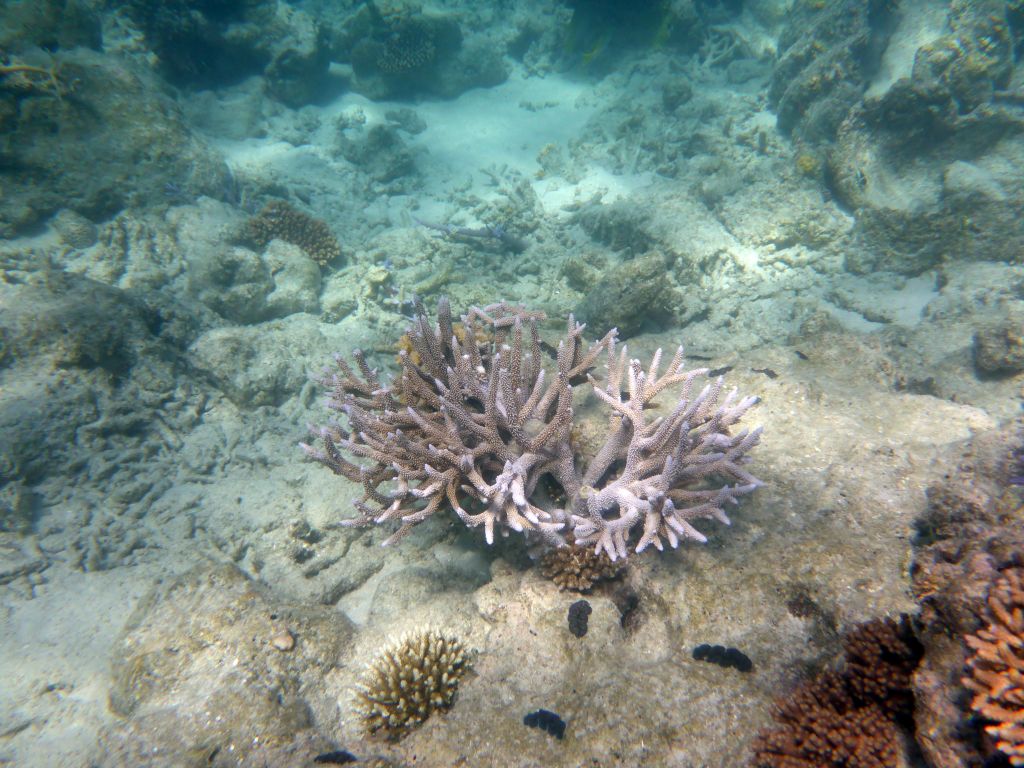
541 544 623 592
246 200 341 266
355 629 469 740
963 567 1024 766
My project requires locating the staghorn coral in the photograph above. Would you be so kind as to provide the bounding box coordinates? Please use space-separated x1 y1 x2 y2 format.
751 616 922 768
354 629 469 740
541 543 622 591
963 566 1024 766
246 200 341 267
302 298 762 561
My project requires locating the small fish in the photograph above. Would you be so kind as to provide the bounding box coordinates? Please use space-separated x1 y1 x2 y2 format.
751 367 778 379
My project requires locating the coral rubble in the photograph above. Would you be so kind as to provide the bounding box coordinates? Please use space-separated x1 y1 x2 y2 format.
302 298 762 561
355 629 469 740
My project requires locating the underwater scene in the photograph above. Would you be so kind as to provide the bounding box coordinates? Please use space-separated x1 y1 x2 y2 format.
1 0 1023 766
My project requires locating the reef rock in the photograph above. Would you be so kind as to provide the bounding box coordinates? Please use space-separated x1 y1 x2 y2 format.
0 49 227 236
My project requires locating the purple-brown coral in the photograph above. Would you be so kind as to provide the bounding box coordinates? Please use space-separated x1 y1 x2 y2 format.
301 298 762 560
751 616 922 768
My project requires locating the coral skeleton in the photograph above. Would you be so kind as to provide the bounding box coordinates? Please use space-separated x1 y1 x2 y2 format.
302 298 762 560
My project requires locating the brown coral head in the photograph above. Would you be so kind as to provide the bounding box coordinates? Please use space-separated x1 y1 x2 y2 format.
842 615 922 717
377 18 436 74
541 544 623 592
355 629 470 740
246 200 341 266
751 615 922 768
963 566 1024 766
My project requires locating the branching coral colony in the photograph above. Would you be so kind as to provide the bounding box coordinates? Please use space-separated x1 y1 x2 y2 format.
302 298 763 561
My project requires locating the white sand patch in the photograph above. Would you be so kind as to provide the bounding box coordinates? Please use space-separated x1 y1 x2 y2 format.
533 166 656 217
829 272 940 328
407 72 596 179
210 70 656 223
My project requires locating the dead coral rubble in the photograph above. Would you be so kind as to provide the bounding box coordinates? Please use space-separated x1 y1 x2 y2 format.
302 298 762 561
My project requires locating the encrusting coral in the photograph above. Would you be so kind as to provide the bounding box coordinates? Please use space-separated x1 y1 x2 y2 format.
246 200 341 266
302 298 762 561
963 566 1024 766
355 629 469 740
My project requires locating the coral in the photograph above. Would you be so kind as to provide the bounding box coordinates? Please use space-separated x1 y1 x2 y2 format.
752 673 901 768
348 9 469 100
751 616 921 768
794 152 821 178
51 209 97 249
376 17 436 74
0 56 68 99
246 200 341 266
963 566 1024 766
909 423 1024 768
541 544 622 591
841 614 921 717
974 312 1024 374
355 629 469 740
302 298 762 561
574 251 675 337
769 0 898 140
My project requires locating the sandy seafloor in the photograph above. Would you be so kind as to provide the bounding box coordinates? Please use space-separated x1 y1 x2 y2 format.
1 0 1023 766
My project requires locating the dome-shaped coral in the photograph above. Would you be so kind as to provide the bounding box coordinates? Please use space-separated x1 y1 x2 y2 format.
355 629 469 740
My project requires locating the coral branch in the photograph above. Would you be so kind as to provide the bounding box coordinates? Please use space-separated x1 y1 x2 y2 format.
302 298 763 559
